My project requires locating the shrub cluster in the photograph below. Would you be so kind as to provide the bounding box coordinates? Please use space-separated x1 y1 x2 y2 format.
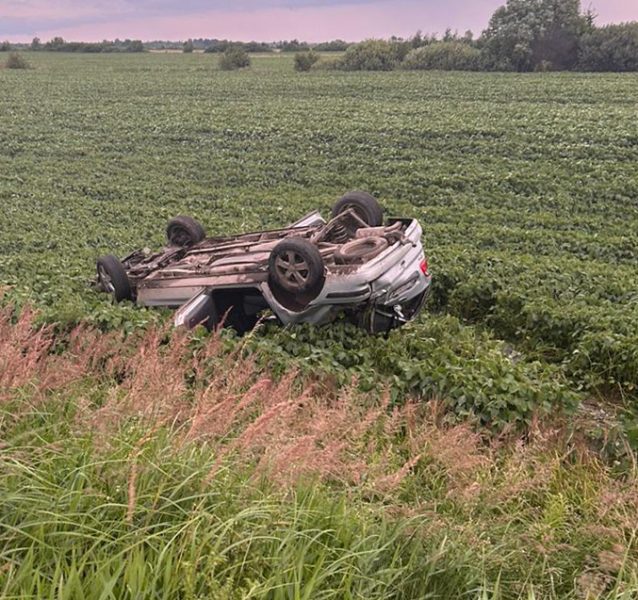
4 52 30 70
294 50 320 72
203 40 272 53
336 40 401 71
403 42 482 71
219 45 251 71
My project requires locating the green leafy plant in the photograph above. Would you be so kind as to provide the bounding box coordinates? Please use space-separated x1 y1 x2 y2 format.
219 45 251 70
403 42 482 71
294 50 320 72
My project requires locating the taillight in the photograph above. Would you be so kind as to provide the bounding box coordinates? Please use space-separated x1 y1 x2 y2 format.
420 258 429 276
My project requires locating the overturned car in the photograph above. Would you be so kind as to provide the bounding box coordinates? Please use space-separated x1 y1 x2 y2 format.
95 191 431 334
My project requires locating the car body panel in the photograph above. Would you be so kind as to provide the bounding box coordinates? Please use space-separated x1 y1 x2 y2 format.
98 208 431 333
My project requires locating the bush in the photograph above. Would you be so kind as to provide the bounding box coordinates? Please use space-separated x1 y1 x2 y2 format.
219 45 250 71
336 40 400 71
0 41 11 52
4 52 30 70
403 42 482 71
183 39 194 53
579 23 638 72
294 50 320 72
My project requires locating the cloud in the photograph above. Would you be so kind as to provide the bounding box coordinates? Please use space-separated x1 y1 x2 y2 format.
1 0 495 40
1 0 385 37
1 0 636 41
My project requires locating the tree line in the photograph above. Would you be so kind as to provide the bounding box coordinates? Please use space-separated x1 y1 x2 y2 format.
1 37 145 53
2 0 636 71
0 37 350 54
297 1 638 72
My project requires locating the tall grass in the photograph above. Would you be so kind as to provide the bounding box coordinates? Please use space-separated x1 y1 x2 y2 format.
1 307 637 598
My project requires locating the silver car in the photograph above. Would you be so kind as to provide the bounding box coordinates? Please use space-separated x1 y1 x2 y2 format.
95 191 431 334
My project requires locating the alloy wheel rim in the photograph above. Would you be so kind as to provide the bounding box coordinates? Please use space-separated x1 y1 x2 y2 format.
275 250 310 290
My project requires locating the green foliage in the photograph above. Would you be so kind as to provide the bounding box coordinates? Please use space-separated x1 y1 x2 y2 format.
277 39 310 52
219 45 251 70
0 419 456 598
203 39 272 53
0 369 636 598
1 54 638 595
482 0 588 71
312 39 350 52
127 40 144 53
294 50 320 72
36 37 146 53
183 39 194 53
579 23 638 71
0 41 11 52
403 42 482 71
4 52 30 69
1 53 638 421
336 39 401 71
250 316 579 429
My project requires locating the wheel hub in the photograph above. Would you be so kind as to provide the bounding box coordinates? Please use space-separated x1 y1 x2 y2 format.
275 251 310 290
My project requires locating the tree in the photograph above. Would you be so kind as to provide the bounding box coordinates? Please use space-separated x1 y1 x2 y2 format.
579 22 638 71
183 39 194 53
277 39 310 52
482 0 587 71
46 37 66 51
127 40 144 53
0 41 11 52
31 37 41 51
411 30 423 49
443 28 456 42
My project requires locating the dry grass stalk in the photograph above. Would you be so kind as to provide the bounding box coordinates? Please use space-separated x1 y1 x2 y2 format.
2 305 638 562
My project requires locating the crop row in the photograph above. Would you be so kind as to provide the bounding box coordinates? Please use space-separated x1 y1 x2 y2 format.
1 53 637 419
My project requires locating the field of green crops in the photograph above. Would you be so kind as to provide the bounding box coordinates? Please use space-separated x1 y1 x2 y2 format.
2 52 638 428
1 52 638 597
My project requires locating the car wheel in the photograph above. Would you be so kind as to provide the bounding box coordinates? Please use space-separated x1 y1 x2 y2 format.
331 191 383 227
166 216 206 247
269 237 325 298
97 255 132 303
334 236 389 264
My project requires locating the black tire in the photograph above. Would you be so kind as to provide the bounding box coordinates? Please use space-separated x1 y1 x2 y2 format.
334 236 389 264
269 237 325 297
331 191 383 227
166 216 206 247
97 255 132 303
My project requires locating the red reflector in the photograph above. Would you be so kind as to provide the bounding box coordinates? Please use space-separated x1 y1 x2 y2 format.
420 258 429 275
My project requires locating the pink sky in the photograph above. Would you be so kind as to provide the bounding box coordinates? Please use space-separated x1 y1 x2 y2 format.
2 0 637 42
